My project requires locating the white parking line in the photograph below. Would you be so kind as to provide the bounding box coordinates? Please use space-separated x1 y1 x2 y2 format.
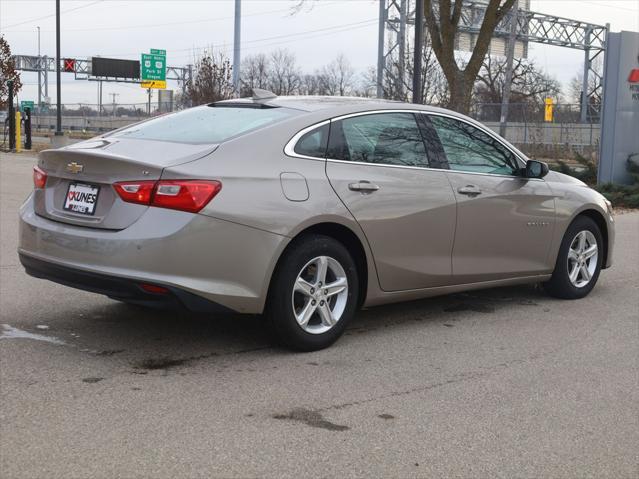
0 324 66 345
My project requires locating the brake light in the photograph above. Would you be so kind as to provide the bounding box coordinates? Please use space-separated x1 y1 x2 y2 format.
33 166 47 189
113 180 222 213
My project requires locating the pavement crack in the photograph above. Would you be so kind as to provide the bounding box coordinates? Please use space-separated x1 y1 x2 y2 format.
316 343 574 414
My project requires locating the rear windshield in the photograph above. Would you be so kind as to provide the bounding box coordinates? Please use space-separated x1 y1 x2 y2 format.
109 105 299 144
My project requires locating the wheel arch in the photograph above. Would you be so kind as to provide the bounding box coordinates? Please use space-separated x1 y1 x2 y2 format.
269 222 371 310
573 208 609 268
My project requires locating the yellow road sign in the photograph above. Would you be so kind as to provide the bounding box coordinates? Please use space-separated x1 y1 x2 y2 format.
141 80 166 89
544 97 554 122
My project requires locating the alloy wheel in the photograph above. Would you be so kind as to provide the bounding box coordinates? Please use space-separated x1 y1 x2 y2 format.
567 230 598 288
291 256 349 334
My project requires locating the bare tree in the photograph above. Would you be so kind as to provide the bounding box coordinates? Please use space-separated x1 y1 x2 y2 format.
299 73 324 95
379 34 448 105
475 55 561 104
474 55 561 121
268 49 302 95
186 52 234 105
0 35 22 109
240 53 270 97
355 67 379 98
319 54 355 96
424 0 517 113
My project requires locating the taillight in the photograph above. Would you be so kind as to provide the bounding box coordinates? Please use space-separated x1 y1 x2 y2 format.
113 181 155 205
152 180 222 213
113 179 222 213
33 166 47 189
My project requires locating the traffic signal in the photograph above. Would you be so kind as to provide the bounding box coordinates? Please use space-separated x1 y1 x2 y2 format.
63 58 76 73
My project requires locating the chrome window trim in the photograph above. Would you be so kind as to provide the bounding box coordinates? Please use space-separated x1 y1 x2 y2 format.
324 157 542 181
440 166 543 181
325 157 447 174
284 109 541 181
283 119 331 161
284 110 428 163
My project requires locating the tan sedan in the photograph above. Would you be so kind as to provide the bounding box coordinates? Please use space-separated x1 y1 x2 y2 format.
19 95 614 350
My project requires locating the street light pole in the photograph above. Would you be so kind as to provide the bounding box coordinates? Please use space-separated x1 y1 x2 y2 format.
499 0 519 137
232 0 241 95
37 26 41 110
55 0 62 136
376 0 386 99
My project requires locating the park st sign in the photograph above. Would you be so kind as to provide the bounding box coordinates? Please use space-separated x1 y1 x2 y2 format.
141 49 166 89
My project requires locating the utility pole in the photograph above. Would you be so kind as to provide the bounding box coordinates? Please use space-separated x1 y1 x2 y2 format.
98 81 103 115
109 92 119 118
499 0 519 137
580 27 592 124
37 26 41 111
147 89 152 116
397 0 407 99
376 0 386 98
412 0 424 104
55 0 62 136
232 0 241 95
187 64 193 107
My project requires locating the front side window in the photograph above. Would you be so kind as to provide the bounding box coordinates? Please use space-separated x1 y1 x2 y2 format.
328 113 429 168
429 115 520 175
109 105 299 145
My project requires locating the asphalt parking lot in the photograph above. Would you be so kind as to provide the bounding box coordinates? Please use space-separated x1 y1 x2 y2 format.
1 152 637 478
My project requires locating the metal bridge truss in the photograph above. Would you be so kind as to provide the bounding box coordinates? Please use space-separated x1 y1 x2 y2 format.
12 55 192 106
378 0 608 122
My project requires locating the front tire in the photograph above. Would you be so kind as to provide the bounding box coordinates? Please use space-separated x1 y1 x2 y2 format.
544 216 603 299
266 235 359 351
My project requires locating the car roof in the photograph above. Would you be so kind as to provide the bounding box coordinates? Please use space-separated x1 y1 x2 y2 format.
215 95 460 117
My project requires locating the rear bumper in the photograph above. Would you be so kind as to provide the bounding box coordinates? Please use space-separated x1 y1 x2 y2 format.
18 195 288 313
20 253 234 313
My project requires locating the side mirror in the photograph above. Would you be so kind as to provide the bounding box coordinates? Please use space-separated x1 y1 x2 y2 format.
525 160 549 179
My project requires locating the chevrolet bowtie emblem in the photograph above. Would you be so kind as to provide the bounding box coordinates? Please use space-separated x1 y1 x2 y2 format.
66 162 83 174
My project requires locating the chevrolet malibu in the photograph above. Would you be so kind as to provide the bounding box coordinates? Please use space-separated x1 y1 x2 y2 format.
18 94 614 351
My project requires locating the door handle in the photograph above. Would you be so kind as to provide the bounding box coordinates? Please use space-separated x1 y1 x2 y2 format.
348 181 380 193
457 185 482 196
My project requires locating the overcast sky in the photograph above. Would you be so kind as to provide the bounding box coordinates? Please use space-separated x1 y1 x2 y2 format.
1 0 638 107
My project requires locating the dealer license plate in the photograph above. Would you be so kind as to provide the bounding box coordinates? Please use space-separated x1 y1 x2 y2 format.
63 183 100 216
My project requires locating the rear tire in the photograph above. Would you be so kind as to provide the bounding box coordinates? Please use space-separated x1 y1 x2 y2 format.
544 216 603 299
266 235 359 351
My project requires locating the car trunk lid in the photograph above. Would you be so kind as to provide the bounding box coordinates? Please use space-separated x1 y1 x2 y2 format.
35 138 218 230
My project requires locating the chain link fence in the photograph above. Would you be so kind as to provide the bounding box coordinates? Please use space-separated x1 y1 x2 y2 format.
470 102 600 160
27 102 178 135
21 101 600 160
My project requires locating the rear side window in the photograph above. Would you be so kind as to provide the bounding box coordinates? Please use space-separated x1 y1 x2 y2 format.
109 106 299 144
327 112 429 168
294 123 329 158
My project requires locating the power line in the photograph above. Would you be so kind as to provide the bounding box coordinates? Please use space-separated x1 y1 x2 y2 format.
2 0 104 29
580 0 639 12
1 4 313 33
101 18 378 59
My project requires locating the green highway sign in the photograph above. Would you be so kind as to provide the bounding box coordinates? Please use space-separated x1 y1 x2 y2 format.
20 100 35 111
141 48 166 89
